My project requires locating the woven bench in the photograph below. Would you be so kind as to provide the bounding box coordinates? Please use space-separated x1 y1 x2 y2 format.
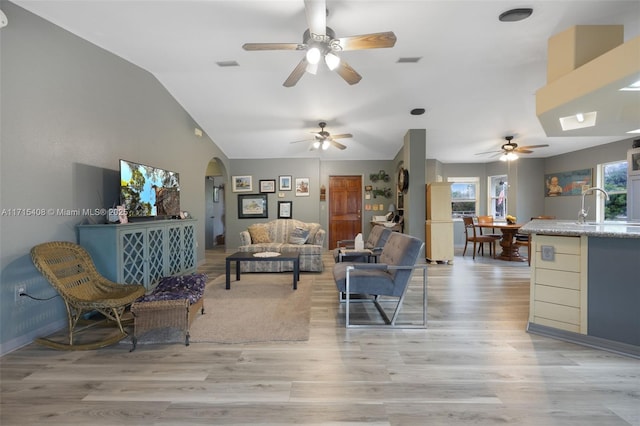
130 274 207 351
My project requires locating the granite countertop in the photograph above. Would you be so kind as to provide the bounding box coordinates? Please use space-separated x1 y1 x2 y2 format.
518 220 640 239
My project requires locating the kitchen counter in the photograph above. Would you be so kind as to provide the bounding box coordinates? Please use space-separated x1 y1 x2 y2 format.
522 220 639 358
518 219 640 238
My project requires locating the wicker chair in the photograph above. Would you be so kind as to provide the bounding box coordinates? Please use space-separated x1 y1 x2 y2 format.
30 241 146 350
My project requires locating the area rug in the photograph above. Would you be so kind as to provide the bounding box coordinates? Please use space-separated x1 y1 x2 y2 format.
127 273 313 346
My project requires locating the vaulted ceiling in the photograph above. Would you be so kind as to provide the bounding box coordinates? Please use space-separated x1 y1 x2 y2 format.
12 0 640 162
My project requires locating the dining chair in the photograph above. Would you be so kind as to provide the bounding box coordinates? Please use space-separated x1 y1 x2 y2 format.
514 216 556 265
476 215 502 256
462 216 500 259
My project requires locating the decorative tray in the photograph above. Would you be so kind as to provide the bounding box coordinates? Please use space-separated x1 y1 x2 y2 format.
253 252 281 258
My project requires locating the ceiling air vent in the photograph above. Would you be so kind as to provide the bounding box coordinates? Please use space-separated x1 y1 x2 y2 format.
397 57 422 63
216 60 239 67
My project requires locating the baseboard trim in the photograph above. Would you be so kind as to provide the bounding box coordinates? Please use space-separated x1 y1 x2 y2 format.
527 322 640 359
0 318 66 356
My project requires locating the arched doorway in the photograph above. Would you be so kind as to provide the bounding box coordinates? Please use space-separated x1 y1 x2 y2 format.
205 158 227 249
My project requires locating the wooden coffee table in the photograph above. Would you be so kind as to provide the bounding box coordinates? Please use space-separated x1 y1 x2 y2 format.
225 251 300 290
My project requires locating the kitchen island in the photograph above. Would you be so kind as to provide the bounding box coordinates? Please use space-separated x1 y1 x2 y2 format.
518 220 639 358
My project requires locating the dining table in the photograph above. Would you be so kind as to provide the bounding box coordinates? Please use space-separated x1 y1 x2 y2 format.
475 222 525 261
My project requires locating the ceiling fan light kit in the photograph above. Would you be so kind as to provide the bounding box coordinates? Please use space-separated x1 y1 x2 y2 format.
291 121 352 152
500 152 519 161
476 135 549 159
242 0 396 87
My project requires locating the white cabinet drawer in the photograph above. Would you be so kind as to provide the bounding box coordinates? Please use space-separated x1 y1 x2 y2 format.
534 300 580 325
535 268 581 290
536 253 581 272
534 235 581 255
535 284 580 307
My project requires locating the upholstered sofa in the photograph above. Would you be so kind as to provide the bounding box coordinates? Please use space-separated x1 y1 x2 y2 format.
238 219 325 272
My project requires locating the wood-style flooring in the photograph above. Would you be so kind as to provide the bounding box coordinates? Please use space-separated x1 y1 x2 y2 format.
1 247 638 425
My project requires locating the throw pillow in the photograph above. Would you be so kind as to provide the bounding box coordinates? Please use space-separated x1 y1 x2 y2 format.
248 224 271 244
289 226 310 245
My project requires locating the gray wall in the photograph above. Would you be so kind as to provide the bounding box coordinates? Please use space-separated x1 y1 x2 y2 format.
544 138 634 220
0 3 228 353
223 158 400 248
225 158 322 248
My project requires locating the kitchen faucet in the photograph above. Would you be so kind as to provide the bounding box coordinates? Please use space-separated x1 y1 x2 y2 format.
578 187 609 223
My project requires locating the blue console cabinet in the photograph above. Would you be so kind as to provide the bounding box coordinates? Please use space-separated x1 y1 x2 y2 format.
78 219 197 290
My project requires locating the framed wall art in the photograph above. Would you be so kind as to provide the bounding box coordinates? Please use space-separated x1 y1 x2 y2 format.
259 179 276 193
237 194 268 218
295 177 310 197
278 201 292 219
232 175 252 192
544 168 592 197
279 175 292 191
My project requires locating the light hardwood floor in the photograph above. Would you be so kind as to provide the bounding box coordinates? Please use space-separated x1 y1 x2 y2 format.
1 248 638 425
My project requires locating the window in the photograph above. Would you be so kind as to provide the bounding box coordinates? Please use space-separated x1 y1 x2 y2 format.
448 177 479 218
488 175 508 219
598 160 627 221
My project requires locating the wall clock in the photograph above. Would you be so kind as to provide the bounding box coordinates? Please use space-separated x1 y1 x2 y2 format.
398 167 409 193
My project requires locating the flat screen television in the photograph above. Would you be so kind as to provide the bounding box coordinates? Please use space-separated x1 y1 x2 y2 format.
120 159 180 219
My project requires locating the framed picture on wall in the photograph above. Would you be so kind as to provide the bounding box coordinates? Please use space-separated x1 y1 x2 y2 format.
544 168 592 197
295 177 310 197
237 194 268 218
279 175 292 191
259 179 276 193
278 201 292 219
232 175 252 192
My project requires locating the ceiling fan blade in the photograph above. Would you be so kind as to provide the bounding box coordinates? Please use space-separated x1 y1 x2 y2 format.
475 150 502 155
517 144 549 150
290 138 314 144
304 0 326 36
242 43 303 51
330 139 347 150
331 133 353 139
283 57 308 87
338 31 397 50
515 149 533 154
335 60 362 85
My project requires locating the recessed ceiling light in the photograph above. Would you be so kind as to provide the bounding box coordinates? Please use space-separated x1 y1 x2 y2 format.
410 108 426 116
499 8 533 22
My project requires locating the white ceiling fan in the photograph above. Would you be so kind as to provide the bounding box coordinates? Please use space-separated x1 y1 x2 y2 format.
290 121 352 150
242 0 397 87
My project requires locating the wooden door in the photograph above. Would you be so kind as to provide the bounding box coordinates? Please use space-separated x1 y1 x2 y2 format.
329 176 362 249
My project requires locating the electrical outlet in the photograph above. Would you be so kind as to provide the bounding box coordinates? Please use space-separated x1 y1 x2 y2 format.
15 285 26 303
